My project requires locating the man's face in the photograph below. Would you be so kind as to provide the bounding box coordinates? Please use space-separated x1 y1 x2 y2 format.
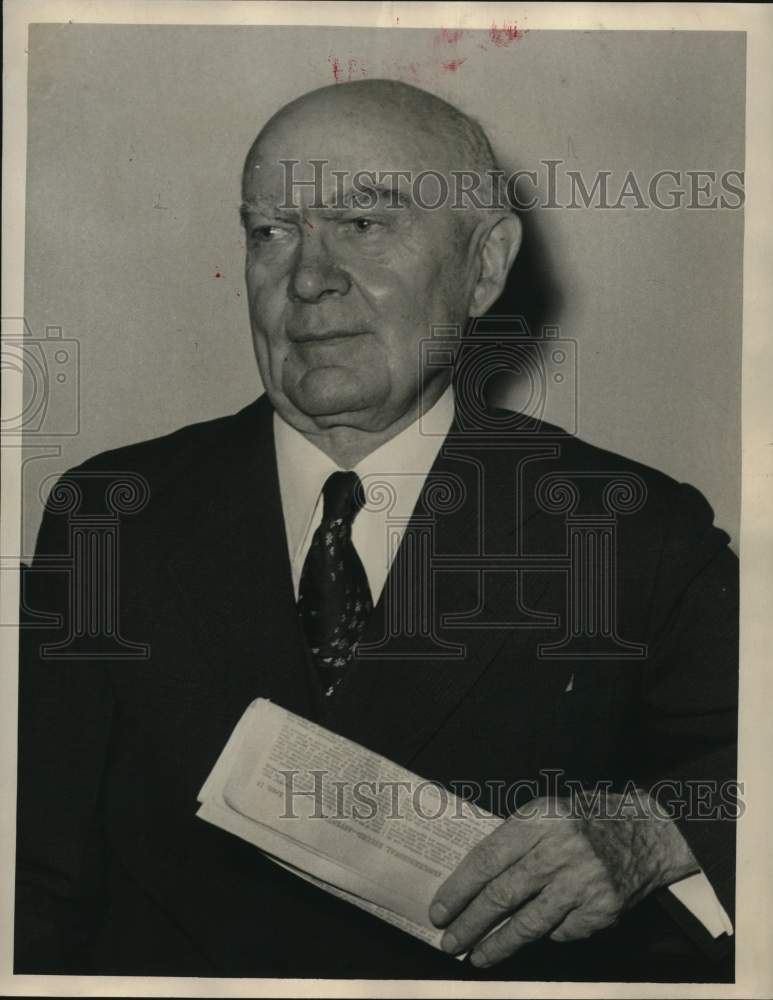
241 106 481 435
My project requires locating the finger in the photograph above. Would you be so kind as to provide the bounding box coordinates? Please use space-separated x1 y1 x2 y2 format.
548 909 588 943
439 851 546 955
430 816 542 927
469 886 572 969
549 902 616 943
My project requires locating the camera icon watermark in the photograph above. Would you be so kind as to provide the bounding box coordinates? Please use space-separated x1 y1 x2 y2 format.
418 316 577 436
1 317 80 437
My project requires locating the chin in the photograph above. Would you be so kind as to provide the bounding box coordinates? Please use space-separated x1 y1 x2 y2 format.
286 368 388 421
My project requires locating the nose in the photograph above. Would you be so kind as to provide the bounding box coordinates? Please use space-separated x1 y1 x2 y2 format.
289 227 351 303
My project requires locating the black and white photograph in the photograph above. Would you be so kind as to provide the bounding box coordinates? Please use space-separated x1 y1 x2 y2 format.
1 2 771 996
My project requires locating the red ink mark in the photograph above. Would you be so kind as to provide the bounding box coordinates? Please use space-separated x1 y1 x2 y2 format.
435 27 464 45
347 57 366 80
214 272 222 278
489 20 524 46
304 219 314 231
442 58 466 72
329 54 368 82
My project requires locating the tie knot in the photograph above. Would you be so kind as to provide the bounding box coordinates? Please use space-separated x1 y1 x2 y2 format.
321 470 365 523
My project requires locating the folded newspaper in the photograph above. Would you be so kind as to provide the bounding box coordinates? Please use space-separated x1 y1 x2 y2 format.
197 698 504 953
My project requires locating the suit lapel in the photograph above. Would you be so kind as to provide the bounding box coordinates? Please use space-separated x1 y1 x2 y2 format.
165 398 569 766
326 422 560 767
165 396 314 728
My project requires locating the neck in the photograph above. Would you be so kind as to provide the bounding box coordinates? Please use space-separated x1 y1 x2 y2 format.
299 377 451 469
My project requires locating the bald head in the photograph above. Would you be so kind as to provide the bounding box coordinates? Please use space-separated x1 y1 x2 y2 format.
242 79 499 203
238 79 522 462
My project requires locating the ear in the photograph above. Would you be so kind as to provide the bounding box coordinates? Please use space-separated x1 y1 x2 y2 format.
469 213 523 318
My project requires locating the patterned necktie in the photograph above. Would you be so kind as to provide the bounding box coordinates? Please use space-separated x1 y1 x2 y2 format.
297 471 374 698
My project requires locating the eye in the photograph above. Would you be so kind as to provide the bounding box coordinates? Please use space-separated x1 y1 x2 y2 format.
251 225 287 243
350 217 380 233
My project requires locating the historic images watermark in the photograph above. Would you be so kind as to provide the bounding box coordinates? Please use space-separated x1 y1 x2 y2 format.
277 768 745 823
1 318 80 438
2 316 150 658
20 470 152 660
6 313 653 664
268 159 745 214
355 318 649 662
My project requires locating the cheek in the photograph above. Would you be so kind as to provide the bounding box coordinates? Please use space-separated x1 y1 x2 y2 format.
245 263 288 336
362 255 467 333
352 266 456 388
356 252 443 312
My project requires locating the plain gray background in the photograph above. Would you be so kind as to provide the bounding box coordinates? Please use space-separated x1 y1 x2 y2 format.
21 25 744 552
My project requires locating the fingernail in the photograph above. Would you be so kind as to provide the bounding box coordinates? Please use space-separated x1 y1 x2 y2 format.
470 950 491 968
430 902 448 925
441 932 459 954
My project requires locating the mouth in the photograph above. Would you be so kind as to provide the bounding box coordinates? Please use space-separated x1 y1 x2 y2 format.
288 329 370 345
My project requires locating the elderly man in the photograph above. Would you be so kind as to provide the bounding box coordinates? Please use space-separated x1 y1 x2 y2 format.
16 80 737 982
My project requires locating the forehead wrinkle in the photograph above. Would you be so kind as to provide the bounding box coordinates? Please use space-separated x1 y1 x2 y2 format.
242 82 506 240
239 193 300 220
242 170 415 214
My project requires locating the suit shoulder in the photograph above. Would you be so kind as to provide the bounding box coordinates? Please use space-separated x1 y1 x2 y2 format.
55 396 267 500
497 409 694 486
551 429 717 523
485 407 724 537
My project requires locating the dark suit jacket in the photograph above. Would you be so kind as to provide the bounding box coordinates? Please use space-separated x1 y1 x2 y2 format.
15 394 738 981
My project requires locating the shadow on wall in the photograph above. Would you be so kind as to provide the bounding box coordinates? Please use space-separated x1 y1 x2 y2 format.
480 200 567 423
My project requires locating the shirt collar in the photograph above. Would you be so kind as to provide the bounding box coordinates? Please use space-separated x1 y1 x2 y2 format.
274 386 455 565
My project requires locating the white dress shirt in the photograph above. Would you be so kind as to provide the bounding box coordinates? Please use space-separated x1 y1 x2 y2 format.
275 385 456 602
273 386 732 940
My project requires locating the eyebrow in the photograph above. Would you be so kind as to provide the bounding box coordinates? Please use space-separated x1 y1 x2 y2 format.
240 196 286 219
240 183 412 220
356 184 412 210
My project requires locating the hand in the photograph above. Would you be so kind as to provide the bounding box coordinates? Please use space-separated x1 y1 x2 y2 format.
429 790 699 968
